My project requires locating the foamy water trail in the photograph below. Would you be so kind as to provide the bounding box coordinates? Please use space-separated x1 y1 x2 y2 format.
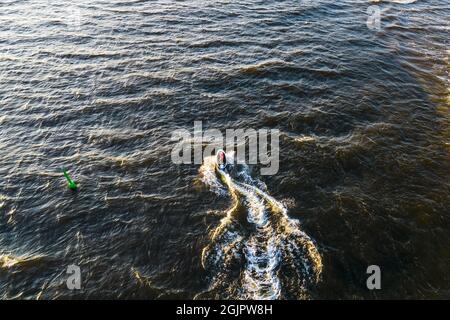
199 154 322 300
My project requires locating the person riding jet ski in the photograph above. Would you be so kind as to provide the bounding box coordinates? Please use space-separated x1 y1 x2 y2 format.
216 149 228 172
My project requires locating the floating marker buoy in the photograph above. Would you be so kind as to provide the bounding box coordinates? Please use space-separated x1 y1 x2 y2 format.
63 169 78 191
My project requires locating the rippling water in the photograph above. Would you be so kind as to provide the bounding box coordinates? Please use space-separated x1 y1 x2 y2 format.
0 0 449 299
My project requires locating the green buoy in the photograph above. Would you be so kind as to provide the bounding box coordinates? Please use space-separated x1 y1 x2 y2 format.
63 169 78 191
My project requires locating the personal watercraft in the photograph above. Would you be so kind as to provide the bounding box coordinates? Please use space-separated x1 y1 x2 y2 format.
216 149 228 172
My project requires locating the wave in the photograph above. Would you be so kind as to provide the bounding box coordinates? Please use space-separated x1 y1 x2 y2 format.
370 0 418 3
198 154 322 299
0 253 47 269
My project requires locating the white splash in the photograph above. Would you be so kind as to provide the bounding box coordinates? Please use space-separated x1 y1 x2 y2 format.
199 153 322 299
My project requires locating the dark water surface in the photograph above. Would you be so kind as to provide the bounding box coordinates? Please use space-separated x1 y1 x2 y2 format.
0 0 449 299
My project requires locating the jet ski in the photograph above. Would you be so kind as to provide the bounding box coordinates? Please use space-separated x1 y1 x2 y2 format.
216 149 228 172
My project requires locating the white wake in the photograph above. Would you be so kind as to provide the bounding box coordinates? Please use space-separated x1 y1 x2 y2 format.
199 154 322 300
